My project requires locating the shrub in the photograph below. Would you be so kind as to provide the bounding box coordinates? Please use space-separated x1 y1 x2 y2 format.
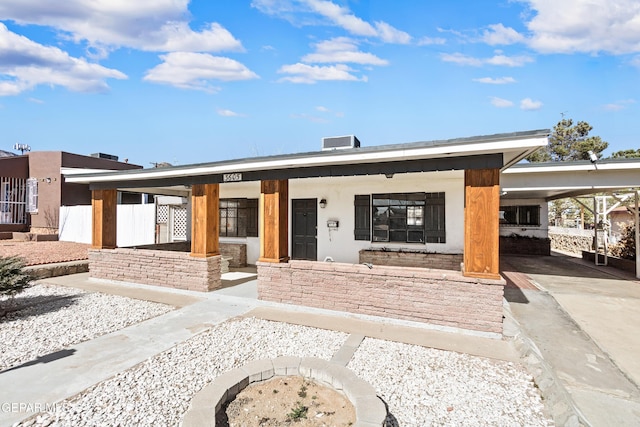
609 223 636 260
0 256 34 298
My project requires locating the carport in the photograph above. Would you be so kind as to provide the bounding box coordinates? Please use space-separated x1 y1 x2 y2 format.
501 158 640 278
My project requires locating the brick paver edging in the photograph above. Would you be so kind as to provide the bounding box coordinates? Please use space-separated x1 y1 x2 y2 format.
181 356 387 427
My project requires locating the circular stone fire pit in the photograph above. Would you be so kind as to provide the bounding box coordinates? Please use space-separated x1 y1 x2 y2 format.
181 356 387 427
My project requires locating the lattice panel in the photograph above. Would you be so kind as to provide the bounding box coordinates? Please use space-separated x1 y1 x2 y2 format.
157 205 168 224
172 206 188 240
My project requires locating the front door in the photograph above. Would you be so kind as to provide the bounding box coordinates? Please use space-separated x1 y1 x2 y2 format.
292 199 317 260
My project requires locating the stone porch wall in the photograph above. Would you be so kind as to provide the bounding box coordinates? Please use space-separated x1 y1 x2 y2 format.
257 260 505 336
359 249 463 271
89 248 221 292
219 243 247 268
127 241 247 268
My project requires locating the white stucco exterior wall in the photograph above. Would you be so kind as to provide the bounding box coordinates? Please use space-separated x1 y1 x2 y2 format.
220 171 465 264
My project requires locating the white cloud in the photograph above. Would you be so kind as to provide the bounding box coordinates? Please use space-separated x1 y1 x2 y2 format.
27 97 44 104
417 36 446 46
520 98 543 110
301 37 388 65
440 53 483 66
473 77 516 84
374 21 411 44
523 0 640 54
441 52 532 67
278 63 366 84
144 52 258 92
0 0 243 54
0 24 126 96
490 97 514 108
252 0 411 44
485 54 534 67
315 105 343 117
217 108 244 117
481 23 525 45
602 99 635 111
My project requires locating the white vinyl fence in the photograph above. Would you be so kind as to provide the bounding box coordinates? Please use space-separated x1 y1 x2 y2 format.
59 204 155 247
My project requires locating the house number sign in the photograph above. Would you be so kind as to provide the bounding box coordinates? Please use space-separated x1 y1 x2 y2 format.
223 173 242 182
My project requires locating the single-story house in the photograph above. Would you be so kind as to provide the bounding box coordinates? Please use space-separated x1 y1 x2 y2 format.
65 130 552 337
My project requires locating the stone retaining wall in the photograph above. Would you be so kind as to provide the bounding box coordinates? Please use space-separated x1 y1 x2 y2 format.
258 260 505 336
89 248 221 292
550 232 593 255
359 249 463 271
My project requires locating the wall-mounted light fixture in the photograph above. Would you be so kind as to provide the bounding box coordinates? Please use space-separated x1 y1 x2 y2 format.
319 198 327 208
385 173 394 179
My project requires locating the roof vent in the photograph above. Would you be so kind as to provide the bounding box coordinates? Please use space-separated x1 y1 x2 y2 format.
90 153 119 161
322 135 360 151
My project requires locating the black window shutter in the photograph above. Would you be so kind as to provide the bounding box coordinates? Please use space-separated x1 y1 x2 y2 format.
246 199 258 237
425 192 446 243
354 195 371 241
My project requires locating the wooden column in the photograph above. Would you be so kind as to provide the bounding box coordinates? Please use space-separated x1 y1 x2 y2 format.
92 189 117 249
463 169 501 279
259 179 289 263
190 183 220 258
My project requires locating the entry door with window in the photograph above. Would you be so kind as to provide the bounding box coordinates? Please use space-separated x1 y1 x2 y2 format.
292 199 317 260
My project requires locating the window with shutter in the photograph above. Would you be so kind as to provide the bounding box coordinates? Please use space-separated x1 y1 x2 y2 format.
355 192 445 243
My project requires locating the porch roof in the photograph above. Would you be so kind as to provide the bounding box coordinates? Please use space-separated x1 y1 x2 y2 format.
64 129 549 194
501 158 640 201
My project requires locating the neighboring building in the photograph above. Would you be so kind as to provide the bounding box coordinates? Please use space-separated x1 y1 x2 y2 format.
0 151 142 235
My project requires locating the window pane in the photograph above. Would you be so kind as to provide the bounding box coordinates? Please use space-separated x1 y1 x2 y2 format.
407 206 424 226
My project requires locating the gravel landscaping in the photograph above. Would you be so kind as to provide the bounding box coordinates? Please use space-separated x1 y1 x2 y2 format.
0 284 172 372
0 241 89 266
16 317 553 427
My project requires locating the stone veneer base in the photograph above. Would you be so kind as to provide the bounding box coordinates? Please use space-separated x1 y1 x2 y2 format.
258 260 505 336
89 248 221 292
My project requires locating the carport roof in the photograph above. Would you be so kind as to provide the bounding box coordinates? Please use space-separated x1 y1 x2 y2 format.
501 158 640 201
64 129 549 194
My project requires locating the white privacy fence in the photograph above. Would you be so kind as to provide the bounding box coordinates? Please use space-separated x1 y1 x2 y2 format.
59 204 155 247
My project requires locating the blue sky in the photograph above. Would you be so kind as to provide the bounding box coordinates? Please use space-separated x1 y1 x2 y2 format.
1 0 638 167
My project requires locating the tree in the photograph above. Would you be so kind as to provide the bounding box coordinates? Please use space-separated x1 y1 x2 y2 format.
527 118 609 162
610 149 640 159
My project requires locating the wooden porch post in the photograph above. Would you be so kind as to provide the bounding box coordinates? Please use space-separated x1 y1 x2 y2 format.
190 183 220 258
463 168 501 279
259 179 289 263
91 189 117 249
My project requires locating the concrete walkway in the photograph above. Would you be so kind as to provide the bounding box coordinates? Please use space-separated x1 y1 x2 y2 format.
502 253 640 427
0 272 515 426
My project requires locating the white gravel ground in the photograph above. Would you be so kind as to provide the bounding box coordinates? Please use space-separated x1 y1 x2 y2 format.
348 338 552 427
0 284 172 372
17 316 553 427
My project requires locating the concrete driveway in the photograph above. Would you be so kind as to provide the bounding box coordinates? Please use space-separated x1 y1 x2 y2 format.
502 253 640 426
